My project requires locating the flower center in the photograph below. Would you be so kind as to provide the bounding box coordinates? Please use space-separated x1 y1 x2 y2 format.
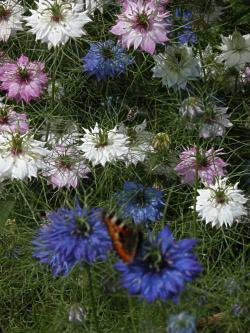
101 47 114 60
57 155 74 170
10 134 23 155
73 216 91 236
18 67 30 82
143 246 164 271
215 190 228 204
95 131 109 148
50 3 63 22
137 12 149 30
0 5 11 21
133 189 146 206
196 150 208 167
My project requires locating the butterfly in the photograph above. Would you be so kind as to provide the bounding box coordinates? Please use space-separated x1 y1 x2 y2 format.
103 213 142 263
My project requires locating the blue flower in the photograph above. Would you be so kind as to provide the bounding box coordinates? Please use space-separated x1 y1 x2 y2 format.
114 181 164 224
115 226 202 302
176 9 197 45
167 312 196 333
32 203 112 276
83 40 133 80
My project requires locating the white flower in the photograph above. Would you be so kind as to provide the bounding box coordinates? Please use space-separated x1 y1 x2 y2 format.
25 0 92 49
152 45 201 90
42 145 90 189
216 31 250 69
179 97 204 118
118 120 154 165
195 177 247 228
84 0 103 13
0 132 49 181
0 0 24 42
78 123 129 166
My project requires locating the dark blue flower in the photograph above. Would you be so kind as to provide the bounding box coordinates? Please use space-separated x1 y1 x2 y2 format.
175 9 197 45
167 312 196 333
115 226 202 302
83 40 133 80
114 181 164 224
32 203 112 276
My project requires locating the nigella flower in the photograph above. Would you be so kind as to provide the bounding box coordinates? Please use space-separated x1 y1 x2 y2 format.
216 31 250 69
0 0 24 42
199 104 232 138
167 312 196 333
25 0 92 49
0 98 29 134
78 123 129 166
114 181 164 224
0 131 49 181
83 40 133 81
42 145 91 189
0 55 48 103
175 8 197 45
242 65 250 84
115 226 202 302
118 120 154 165
195 177 247 228
175 147 227 185
179 97 203 118
32 204 112 275
110 0 170 54
152 45 201 90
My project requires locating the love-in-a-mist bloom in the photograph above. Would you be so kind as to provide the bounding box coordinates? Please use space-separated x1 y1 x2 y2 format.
110 0 170 54
179 97 203 118
32 203 112 275
195 177 247 228
25 0 92 49
0 55 48 102
217 31 250 69
114 181 164 224
152 45 201 89
0 98 29 134
78 123 129 166
199 104 232 138
0 0 24 42
83 40 133 80
167 312 196 333
0 132 48 181
175 147 227 185
42 145 90 189
175 9 197 45
118 120 154 165
115 226 202 302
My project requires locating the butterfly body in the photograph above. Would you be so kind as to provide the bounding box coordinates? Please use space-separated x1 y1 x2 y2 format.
103 213 141 263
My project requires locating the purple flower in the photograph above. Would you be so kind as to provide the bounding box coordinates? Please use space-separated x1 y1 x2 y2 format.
175 9 197 45
32 203 112 276
0 54 48 102
42 145 90 189
114 181 164 224
115 226 202 302
0 101 29 134
175 147 227 185
83 40 133 80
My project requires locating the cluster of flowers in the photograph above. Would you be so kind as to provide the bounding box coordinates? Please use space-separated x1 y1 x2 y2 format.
0 0 249 314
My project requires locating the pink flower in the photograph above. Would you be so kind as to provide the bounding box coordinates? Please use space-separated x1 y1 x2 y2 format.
243 66 250 84
42 145 90 189
0 55 48 103
175 147 227 185
110 0 170 54
0 108 29 134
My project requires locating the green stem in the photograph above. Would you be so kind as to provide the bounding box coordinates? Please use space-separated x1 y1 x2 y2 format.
87 265 100 333
128 296 137 333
